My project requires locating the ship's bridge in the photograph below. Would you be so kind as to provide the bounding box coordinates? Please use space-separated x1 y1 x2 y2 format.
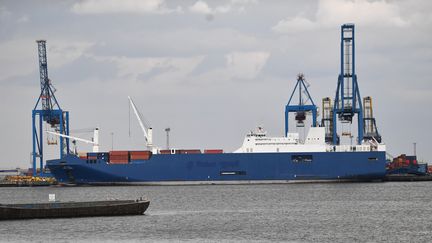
234 127 327 153
234 126 385 153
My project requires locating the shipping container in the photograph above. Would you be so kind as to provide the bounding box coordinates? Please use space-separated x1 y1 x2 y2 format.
109 154 128 157
130 155 151 160
204 149 223 154
109 157 128 160
130 151 152 160
159 150 171 154
129 151 151 155
178 149 201 154
109 160 129 164
78 152 87 157
159 149 182 154
109 151 129 163
109 151 129 156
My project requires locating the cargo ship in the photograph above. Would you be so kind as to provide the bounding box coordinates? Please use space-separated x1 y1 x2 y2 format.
46 126 387 185
45 24 388 185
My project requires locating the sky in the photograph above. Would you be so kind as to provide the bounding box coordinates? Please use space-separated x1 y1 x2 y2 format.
0 0 431 169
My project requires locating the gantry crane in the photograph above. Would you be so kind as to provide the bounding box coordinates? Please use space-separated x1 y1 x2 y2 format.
363 96 381 143
321 97 334 143
332 24 364 145
285 73 317 136
32 40 69 176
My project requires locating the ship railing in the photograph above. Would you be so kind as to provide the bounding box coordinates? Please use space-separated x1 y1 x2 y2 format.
326 145 375 152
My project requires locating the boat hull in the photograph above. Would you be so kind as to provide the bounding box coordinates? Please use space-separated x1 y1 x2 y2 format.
0 200 150 220
47 151 386 185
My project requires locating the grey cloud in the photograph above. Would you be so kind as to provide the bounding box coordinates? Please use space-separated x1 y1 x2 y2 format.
0 0 431 168
272 0 409 33
71 0 182 15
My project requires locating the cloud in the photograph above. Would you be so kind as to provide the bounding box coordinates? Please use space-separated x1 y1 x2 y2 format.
71 0 181 15
272 0 408 33
316 0 408 27
189 1 212 15
17 15 29 23
188 0 257 15
226 51 270 79
272 15 316 33
47 41 94 68
0 40 35 82
129 28 261 54
88 51 269 85
0 40 93 82
195 51 270 82
0 6 11 17
90 55 205 82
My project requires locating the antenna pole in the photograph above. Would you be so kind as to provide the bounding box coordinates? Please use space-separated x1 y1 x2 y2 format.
165 128 170 150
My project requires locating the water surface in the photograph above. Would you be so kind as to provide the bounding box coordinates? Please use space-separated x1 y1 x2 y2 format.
1 182 431 242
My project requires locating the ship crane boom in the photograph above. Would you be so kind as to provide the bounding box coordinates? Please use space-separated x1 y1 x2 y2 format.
128 96 153 149
46 129 99 152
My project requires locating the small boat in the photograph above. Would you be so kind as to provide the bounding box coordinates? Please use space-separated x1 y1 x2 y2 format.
0 198 150 220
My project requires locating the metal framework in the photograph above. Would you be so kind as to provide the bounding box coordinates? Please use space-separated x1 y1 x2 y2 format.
332 24 364 145
32 40 69 176
321 97 334 143
363 96 381 143
285 73 317 136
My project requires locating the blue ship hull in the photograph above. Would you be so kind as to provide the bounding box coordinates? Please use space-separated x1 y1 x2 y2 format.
47 151 386 185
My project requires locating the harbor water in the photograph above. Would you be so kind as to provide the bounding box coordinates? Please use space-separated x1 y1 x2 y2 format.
1 182 431 242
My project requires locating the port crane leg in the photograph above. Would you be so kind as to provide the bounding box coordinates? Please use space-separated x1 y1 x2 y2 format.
66 111 70 155
32 112 37 176
356 81 364 144
332 104 338 145
39 115 43 173
332 24 364 145
284 108 289 137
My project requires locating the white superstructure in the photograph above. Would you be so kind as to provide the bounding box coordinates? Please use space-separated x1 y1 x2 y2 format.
234 127 385 153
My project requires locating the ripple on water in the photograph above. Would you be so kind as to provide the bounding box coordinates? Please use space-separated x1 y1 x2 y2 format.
0 182 432 242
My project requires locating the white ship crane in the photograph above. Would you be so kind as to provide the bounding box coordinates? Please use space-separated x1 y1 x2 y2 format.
46 128 99 153
128 96 153 150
